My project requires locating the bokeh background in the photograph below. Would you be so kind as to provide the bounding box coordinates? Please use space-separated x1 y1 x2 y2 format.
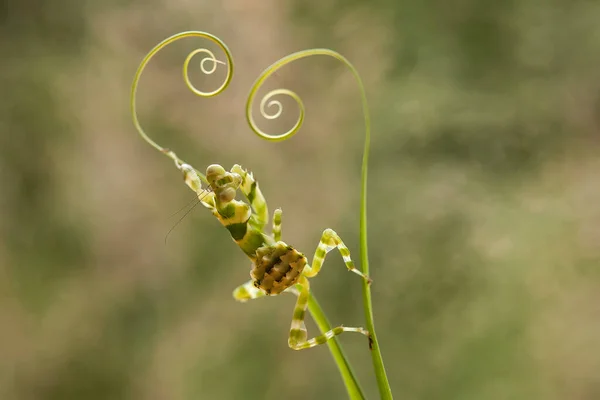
2 1 600 399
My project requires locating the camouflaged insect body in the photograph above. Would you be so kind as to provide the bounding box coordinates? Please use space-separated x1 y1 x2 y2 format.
205 165 307 295
252 242 307 295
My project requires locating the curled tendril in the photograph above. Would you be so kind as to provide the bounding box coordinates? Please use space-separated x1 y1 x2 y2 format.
260 88 301 121
245 49 370 143
183 48 228 97
131 31 233 180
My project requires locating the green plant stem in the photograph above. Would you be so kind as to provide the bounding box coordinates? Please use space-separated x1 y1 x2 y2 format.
308 293 366 400
356 67 394 400
247 49 394 399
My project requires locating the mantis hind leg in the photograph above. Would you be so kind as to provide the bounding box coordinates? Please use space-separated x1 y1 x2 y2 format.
288 276 369 350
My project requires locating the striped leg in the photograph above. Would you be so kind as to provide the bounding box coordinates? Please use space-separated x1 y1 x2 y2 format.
178 163 216 209
233 280 267 302
231 164 268 227
304 229 371 284
288 276 369 350
272 208 282 241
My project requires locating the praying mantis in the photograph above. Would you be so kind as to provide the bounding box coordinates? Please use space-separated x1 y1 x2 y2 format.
131 30 393 399
178 161 372 349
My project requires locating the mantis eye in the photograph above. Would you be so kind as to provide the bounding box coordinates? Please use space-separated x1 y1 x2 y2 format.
219 187 236 202
206 164 226 183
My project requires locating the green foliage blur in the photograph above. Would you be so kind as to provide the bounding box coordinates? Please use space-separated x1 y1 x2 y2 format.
1 0 599 399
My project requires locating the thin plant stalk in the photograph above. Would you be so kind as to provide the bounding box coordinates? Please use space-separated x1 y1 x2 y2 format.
246 48 393 400
308 293 367 399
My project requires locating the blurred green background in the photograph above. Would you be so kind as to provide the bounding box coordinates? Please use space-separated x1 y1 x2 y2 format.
1 0 600 399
